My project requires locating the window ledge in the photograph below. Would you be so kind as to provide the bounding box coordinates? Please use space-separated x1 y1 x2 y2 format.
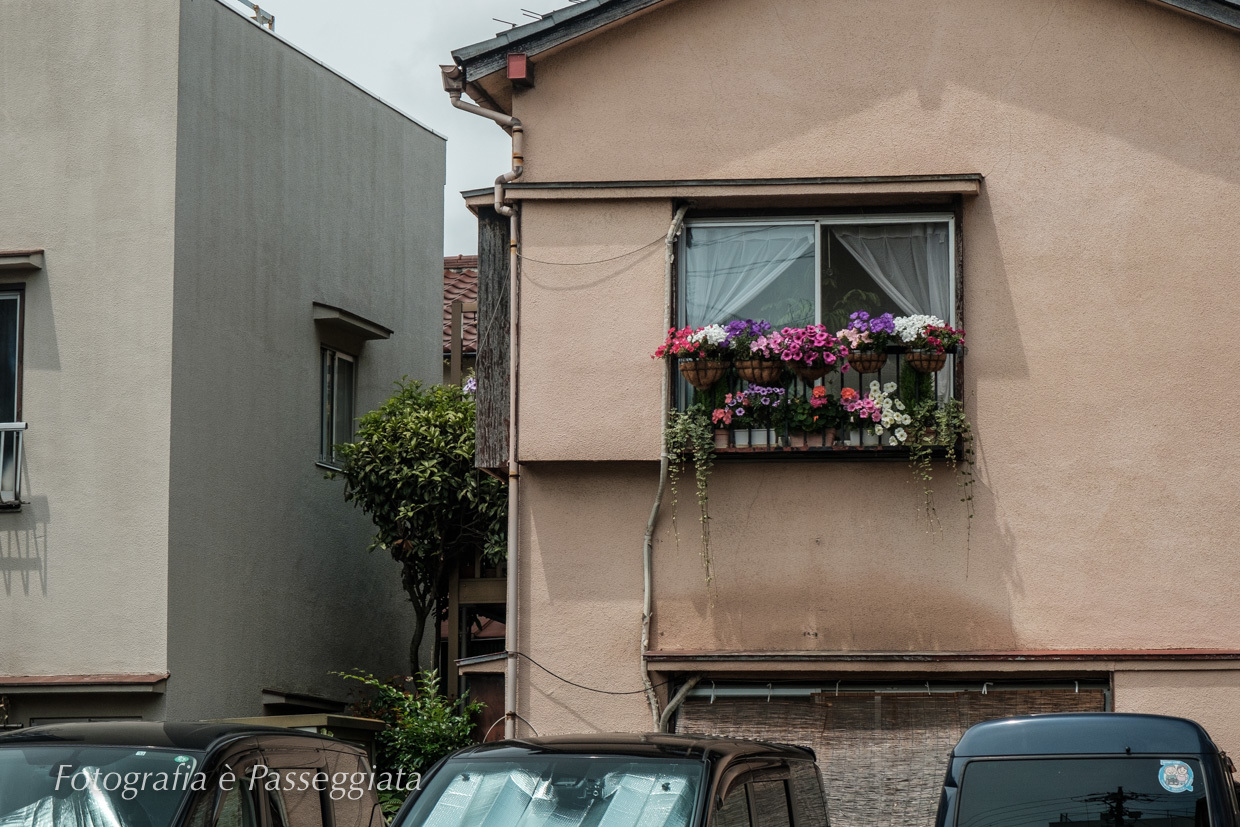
312 302 392 341
0 249 44 274
315 460 344 473
714 445 957 462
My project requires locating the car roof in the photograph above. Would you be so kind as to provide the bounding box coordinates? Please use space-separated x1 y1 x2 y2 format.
0 721 334 753
953 713 1219 757
445 732 815 763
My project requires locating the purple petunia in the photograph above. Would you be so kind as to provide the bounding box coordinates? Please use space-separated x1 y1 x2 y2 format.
462 377 477 393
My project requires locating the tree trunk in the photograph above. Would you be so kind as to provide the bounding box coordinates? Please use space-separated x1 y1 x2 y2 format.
402 560 432 676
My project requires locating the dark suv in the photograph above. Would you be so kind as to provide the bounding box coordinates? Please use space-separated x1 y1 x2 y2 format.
391 733 828 827
935 713 1240 827
0 722 384 827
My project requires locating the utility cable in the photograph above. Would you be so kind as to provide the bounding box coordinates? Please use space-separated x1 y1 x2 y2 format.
515 234 666 266
512 651 674 695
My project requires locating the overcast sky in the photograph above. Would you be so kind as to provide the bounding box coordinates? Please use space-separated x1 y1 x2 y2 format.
224 0 551 255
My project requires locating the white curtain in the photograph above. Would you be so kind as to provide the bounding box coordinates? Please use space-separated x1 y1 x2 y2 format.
832 223 951 322
683 225 815 326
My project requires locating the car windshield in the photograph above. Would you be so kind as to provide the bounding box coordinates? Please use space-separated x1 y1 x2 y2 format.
957 757 1208 827
396 755 704 827
0 746 204 827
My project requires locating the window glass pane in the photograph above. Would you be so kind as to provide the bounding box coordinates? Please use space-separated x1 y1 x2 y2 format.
711 789 751 827
320 350 334 461
788 762 829 827
396 757 704 827
0 294 19 498
333 357 354 452
824 222 951 330
749 781 791 827
957 758 1207 827
683 225 815 329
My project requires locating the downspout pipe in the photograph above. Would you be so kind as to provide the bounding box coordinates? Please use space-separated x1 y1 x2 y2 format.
440 65 523 216
641 203 692 729
440 63 524 739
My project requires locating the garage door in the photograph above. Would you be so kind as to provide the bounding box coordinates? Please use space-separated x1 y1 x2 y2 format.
677 687 1107 827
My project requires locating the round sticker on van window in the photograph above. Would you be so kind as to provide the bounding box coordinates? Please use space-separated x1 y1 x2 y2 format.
1158 760 1194 793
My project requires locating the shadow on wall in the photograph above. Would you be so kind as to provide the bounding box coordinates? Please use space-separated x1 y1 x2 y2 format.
0 493 49 596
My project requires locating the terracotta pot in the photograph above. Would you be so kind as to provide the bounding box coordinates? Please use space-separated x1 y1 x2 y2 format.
735 358 783 385
713 429 730 450
847 351 888 374
804 431 823 448
678 358 728 390
906 350 947 373
823 427 837 447
786 430 807 449
792 362 831 383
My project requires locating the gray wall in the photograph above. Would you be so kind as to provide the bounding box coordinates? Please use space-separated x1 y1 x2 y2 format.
0 0 180 687
165 0 445 719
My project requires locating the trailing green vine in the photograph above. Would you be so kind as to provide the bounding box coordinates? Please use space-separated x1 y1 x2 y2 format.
664 405 716 583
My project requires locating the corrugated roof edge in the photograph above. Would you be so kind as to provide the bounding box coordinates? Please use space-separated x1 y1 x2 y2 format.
1151 0 1240 29
450 0 1239 83
451 0 672 81
211 0 445 141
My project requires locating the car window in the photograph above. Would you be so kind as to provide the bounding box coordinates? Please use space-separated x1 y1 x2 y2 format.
749 781 791 827
712 788 751 827
320 748 383 827
787 762 829 827
397 756 704 827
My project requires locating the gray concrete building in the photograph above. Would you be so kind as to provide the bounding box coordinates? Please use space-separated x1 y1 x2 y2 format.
0 0 445 725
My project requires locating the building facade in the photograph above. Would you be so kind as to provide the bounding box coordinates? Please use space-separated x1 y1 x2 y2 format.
446 0 1240 823
0 0 445 725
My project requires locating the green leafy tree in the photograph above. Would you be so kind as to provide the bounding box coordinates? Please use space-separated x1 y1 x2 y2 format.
332 380 506 674
337 670 481 816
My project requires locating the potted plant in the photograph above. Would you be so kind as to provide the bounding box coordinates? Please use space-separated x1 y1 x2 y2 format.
842 380 909 447
785 395 814 448
725 319 783 384
717 391 752 447
808 385 847 446
906 395 975 526
894 315 964 373
653 324 729 391
744 384 786 447
664 404 717 580
773 325 850 383
837 311 895 374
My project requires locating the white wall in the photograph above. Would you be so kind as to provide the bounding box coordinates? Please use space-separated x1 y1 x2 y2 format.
0 0 180 683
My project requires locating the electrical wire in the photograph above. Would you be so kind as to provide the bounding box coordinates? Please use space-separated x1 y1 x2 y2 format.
516 235 666 266
513 651 674 695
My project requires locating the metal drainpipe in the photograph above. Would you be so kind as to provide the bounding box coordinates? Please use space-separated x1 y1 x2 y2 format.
440 64 524 739
642 204 691 729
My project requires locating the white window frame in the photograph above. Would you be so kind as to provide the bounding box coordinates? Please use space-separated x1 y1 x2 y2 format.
678 212 957 330
319 346 356 468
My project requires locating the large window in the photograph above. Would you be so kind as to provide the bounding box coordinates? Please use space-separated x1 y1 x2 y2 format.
680 214 955 333
319 347 355 467
0 291 22 503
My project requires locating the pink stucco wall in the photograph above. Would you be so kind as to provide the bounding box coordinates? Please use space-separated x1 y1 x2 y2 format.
493 0 1240 747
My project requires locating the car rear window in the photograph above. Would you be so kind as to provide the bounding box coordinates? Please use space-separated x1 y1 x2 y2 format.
397 755 704 827
957 757 1208 827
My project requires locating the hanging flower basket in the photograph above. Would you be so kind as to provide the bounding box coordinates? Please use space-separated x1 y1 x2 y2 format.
847 351 888 374
792 362 831 383
905 350 947 374
678 358 728 390
736 358 783 384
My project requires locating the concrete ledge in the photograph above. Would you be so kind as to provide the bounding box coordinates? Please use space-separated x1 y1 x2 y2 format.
312 302 393 341
0 250 44 273
0 673 169 694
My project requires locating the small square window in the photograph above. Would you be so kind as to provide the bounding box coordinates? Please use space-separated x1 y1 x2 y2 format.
319 347 356 467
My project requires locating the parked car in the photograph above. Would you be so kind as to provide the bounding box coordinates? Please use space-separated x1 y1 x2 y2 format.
0 722 384 827
390 733 827 827
935 713 1240 827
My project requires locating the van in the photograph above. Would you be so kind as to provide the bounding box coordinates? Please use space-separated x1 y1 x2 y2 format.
935 713 1240 827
